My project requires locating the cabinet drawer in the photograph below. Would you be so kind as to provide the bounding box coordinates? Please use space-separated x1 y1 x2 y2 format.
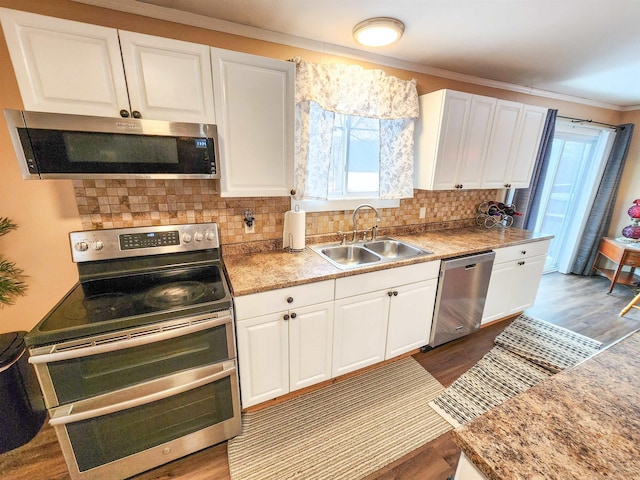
493 239 550 264
621 250 640 266
234 280 334 320
335 261 440 299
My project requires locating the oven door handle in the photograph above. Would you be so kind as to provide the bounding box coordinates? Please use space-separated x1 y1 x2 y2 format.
30 313 232 364
49 361 237 426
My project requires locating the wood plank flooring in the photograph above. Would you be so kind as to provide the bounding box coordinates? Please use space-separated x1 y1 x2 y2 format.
1 272 638 480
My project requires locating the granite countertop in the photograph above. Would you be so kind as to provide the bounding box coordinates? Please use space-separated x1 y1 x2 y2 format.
223 226 551 296
453 331 640 479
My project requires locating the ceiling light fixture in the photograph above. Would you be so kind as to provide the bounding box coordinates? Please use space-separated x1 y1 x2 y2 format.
353 17 405 47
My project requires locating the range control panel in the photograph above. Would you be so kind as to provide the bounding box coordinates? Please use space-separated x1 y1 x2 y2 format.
69 223 220 263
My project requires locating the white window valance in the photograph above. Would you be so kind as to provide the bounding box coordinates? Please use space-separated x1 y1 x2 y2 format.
294 60 418 200
295 60 419 119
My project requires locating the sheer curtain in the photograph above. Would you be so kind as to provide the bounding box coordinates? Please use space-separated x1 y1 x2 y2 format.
293 60 418 200
571 123 635 275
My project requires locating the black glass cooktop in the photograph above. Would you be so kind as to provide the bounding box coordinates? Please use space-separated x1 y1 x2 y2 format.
25 264 231 347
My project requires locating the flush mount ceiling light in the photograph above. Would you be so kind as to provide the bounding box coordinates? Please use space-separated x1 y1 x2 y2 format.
353 17 405 47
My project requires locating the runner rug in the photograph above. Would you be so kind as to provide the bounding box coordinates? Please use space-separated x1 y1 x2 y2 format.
430 314 602 428
227 357 452 480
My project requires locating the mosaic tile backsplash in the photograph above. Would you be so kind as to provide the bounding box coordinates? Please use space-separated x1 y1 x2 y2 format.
73 179 498 245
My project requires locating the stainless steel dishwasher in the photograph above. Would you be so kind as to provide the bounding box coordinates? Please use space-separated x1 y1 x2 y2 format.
429 251 495 347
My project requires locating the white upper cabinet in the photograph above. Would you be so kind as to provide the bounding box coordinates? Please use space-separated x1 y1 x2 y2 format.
119 31 215 123
0 8 215 122
481 102 547 189
415 89 547 191
0 8 129 117
505 104 548 188
211 48 295 197
414 90 496 190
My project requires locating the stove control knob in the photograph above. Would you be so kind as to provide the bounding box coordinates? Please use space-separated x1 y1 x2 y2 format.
205 230 216 241
194 232 204 242
183 233 192 244
75 241 89 252
92 240 104 251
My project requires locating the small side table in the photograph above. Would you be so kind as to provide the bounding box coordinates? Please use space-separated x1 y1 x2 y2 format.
590 237 640 293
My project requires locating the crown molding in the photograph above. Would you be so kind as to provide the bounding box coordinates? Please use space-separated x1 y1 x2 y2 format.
70 0 635 112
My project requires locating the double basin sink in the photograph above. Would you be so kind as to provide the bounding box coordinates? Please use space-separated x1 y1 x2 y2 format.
310 237 433 270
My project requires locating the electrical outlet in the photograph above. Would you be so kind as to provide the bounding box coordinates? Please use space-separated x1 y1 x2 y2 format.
244 222 255 234
419 207 426 219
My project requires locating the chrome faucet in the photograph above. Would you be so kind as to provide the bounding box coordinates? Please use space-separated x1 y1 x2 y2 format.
352 204 381 242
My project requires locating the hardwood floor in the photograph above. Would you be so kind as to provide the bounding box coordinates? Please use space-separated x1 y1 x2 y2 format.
1 273 638 480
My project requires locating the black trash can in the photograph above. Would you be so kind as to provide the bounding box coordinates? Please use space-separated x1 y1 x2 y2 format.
0 331 46 453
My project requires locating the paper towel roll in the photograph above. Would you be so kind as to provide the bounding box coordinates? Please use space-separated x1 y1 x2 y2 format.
283 209 306 252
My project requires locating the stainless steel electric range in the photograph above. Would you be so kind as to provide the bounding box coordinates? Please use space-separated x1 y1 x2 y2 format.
25 223 241 480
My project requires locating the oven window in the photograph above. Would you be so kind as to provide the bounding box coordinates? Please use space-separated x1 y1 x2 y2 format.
66 376 235 472
48 324 231 405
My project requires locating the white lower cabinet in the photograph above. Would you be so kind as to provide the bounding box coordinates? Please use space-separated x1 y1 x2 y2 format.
481 240 551 324
333 291 390 377
234 280 334 408
333 262 440 377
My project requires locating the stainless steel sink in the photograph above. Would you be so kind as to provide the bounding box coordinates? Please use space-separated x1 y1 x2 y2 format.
319 245 381 269
310 237 432 270
364 238 425 259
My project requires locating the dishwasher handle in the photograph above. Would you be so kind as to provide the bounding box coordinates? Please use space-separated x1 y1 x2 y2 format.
440 251 495 271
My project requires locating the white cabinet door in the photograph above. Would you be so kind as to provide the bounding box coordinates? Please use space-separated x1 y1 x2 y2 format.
457 95 496 189
415 90 471 190
289 301 334 391
508 254 546 313
506 105 548 188
333 291 390 377
211 48 294 197
385 279 438 359
430 90 471 190
481 261 514 324
236 311 289 408
0 8 129 117
482 246 548 325
481 100 524 188
119 31 215 123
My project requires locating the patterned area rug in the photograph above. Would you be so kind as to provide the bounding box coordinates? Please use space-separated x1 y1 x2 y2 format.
227 357 452 480
430 314 602 427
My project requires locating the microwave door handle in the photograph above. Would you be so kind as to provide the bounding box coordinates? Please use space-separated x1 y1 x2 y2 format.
30 313 232 364
49 362 236 426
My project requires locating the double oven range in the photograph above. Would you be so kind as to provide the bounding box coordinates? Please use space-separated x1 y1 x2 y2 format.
24 223 241 480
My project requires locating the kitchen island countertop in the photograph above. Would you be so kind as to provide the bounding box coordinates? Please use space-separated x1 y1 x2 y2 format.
453 330 640 479
223 226 551 296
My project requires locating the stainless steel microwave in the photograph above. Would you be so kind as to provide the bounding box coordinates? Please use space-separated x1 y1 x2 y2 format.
4 110 219 180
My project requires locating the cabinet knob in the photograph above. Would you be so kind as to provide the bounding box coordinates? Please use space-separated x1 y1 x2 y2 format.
132 110 142 119
290 189 296 196
393 291 398 296
283 314 289 320
518 261 525 266
521 250 527 255
290 312 297 319
119 109 130 118
387 291 393 297
286 296 294 304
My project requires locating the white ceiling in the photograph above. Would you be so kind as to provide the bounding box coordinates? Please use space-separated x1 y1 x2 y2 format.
84 0 640 110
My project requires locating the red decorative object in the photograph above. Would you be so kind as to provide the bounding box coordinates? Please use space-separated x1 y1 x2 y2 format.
627 199 640 219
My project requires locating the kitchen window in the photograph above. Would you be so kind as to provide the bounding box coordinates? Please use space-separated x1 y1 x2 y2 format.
292 59 418 212
329 113 380 198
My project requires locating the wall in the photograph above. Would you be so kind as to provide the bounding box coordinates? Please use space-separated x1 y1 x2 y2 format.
0 0 637 333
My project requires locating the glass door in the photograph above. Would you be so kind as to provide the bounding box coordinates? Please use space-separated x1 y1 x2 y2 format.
531 121 615 273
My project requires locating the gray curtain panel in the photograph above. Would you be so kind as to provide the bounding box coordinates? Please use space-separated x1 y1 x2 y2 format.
571 123 635 275
512 109 558 229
